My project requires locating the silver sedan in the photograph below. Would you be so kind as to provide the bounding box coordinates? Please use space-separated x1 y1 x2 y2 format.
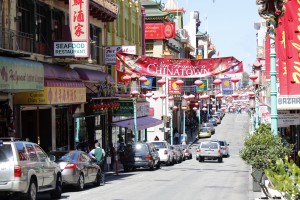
48 150 102 190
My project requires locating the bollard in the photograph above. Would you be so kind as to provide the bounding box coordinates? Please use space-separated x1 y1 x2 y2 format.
115 154 118 176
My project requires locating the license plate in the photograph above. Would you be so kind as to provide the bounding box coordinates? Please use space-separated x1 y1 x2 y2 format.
134 157 141 161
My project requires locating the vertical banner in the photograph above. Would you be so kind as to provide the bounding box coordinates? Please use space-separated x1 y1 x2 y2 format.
276 16 287 95
140 77 153 89
196 79 208 93
265 35 270 80
168 80 182 94
221 77 233 95
69 0 89 57
117 72 128 85
283 1 300 95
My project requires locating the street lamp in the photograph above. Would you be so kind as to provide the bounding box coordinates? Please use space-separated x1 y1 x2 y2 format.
181 95 188 145
256 0 286 135
123 74 142 144
248 91 255 132
168 96 175 145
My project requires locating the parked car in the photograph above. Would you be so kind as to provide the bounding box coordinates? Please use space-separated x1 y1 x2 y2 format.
121 142 160 171
0 137 62 200
202 122 215 134
169 145 180 164
174 145 185 161
212 140 230 157
198 127 212 138
180 144 192 159
150 141 172 166
212 114 221 124
48 150 102 190
209 118 218 126
198 141 223 163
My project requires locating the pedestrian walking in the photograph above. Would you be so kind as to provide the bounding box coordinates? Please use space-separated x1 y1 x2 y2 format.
174 128 179 144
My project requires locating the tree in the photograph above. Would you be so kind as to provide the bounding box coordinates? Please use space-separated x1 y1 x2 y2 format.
265 152 300 200
239 123 293 197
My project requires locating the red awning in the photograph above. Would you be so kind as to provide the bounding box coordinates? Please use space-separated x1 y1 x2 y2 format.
112 117 162 131
74 68 115 83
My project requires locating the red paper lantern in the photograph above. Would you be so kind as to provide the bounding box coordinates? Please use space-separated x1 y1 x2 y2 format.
248 91 255 97
213 79 222 85
123 75 132 82
169 96 174 101
172 106 178 111
131 90 139 96
202 107 207 111
145 92 152 98
160 94 166 99
182 106 187 110
249 74 258 81
193 107 198 111
175 79 184 86
152 96 159 101
232 93 239 98
139 76 147 83
231 77 240 83
157 78 166 86
195 102 199 106
216 94 223 99
194 80 204 86
200 94 210 100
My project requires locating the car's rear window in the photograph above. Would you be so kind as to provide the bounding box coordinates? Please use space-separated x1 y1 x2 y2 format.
51 151 75 162
219 141 225 146
200 127 209 132
152 142 166 148
201 142 218 149
134 144 148 153
0 144 13 162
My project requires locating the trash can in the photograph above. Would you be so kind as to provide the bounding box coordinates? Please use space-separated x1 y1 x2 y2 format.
252 169 263 192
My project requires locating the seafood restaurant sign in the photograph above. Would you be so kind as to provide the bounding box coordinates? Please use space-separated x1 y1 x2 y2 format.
116 52 243 78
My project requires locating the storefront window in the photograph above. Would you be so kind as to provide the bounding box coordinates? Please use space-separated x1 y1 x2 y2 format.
74 117 87 151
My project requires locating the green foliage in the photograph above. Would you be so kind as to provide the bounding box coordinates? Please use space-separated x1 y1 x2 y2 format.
239 123 293 170
265 154 300 200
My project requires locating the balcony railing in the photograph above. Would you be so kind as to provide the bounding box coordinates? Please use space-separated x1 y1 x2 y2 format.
0 26 34 54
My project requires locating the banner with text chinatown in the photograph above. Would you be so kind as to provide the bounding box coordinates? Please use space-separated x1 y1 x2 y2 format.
116 52 243 78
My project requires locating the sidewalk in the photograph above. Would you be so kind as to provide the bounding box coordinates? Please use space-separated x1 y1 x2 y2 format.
103 160 124 176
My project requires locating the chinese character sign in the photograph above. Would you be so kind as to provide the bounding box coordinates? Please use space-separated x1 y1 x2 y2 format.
70 0 89 42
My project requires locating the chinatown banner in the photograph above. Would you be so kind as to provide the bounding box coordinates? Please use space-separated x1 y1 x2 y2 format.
221 77 233 95
277 1 300 95
116 52 243 78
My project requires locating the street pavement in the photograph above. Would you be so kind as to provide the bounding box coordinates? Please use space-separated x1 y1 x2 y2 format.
103 112 263 200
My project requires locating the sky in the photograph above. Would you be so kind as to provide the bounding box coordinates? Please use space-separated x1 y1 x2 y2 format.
164 0 262 73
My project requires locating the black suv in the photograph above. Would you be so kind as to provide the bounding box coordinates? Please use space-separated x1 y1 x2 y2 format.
120 142 160 171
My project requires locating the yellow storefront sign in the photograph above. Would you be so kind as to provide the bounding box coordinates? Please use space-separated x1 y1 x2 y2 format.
14 86 86 105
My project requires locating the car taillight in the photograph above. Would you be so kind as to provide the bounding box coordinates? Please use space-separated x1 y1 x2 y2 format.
196 149 200 153
14 165 21 177
185 149 188 153
164 150 168 155
145 154 152 160
65 163 77 169
218 150 221 154
172 151 175 155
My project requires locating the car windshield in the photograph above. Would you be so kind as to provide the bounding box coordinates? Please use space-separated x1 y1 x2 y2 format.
200 127 208 132
152 142 166 148
201 142 218 149
0 144 13 162
181 145 188 149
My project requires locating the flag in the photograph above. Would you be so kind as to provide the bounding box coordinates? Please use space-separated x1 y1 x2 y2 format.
140 77 153 89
